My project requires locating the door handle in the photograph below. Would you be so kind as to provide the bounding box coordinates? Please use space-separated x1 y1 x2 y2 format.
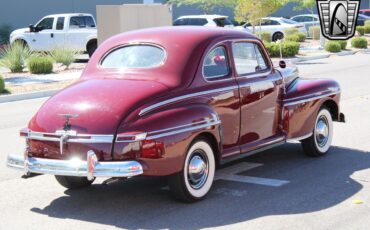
50 33 54 38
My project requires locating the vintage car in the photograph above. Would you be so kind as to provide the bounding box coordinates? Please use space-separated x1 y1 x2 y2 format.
7 27 345 202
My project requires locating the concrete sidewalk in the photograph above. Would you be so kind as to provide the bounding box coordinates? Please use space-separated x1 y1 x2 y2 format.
4 71 81 86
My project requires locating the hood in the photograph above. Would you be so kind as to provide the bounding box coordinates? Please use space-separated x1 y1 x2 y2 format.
11 28 29 35
29 78 169 134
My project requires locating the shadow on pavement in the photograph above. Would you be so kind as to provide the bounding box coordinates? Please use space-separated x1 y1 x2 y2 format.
31 143 369 229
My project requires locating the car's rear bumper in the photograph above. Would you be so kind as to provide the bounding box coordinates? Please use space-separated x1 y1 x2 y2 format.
7 151 143 180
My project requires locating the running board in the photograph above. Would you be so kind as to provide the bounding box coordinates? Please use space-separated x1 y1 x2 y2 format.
220 138 286 165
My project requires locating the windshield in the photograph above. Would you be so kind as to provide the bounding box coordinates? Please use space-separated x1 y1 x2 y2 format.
101 45 166 69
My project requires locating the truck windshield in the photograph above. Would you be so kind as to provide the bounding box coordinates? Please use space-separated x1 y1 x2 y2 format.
101 45 166 69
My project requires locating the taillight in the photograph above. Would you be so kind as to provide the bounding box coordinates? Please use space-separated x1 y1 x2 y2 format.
19 128 29 137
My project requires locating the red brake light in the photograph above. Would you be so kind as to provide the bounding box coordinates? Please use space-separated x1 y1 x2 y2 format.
19 128 29 137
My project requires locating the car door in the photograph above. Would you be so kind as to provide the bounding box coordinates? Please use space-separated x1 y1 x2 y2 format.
31 17 55 51
51 16 66 49
231 41 283 153
65 16 95 50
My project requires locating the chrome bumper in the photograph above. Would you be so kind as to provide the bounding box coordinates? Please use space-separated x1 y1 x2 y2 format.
7 152 143 180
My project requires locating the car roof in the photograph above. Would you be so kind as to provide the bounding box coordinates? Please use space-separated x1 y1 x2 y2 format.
87 27 257 88
46 13 93 18
177 15 228 20
291 14 319 18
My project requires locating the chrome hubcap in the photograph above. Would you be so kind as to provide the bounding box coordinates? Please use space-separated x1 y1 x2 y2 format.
188 151 208 190
315 116 329 147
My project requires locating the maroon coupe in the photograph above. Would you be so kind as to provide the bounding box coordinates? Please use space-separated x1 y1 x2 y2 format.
7 27 345 202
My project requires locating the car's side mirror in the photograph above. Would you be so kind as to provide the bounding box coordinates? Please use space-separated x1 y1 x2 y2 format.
29 24 35 33
279 60 286 69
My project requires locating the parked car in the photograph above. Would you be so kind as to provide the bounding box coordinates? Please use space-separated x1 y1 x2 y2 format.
359 9 370 17
7 27 345 202
173 15 250 32
10 13 98 57
357 14 370 26
290 14 320 36
244 17 307 41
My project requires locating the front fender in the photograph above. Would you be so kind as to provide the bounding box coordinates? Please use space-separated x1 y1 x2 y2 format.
112 104 221 176
283 78 341 140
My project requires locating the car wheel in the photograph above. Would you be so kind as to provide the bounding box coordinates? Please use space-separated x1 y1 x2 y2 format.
301 107 333 157
87 42 97 58
169 139 216 202
272 32 284 42
55 176 94 189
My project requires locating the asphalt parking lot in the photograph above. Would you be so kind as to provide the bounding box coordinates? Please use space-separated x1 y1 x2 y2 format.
0 53 370 229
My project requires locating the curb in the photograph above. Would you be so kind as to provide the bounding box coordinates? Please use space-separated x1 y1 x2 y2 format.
291 54 331 63
0 89 59 104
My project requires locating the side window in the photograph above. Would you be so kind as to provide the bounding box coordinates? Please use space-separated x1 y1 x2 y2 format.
56 17 65 30
203 46 230 80
293 16 303 22
232 42 268 76
270 20 280 25
36 17 54 30
85 16 96 27
173 19 187 26
188 18 208 26
70 16 85 29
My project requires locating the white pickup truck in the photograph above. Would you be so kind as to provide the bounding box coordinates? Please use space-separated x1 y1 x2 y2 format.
10 13 98 57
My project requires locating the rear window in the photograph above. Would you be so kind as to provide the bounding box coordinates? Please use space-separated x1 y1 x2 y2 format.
101 45 166 69
214 18 233 27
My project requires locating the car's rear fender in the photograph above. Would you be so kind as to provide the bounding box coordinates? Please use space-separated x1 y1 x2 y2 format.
113 104 222 176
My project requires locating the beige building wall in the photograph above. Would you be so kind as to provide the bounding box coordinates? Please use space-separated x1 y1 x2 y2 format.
97 4 172 44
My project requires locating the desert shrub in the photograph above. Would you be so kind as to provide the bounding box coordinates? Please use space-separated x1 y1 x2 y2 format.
285 32 306 42
351 37 368 49
264 41 300 57
365 25 370 34
0 75 5 93
337 40 348 50
284 28 299 36
325 41 341 53
256 31 272 42
0 42 34 73
365 20 370 27
27 56 53 74
357 26 365 36
309 26 320 40
49 48 79 69
0 24 12 44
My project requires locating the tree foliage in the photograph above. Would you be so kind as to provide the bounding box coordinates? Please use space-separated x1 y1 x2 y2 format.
235 0 290 33
166 0 236 14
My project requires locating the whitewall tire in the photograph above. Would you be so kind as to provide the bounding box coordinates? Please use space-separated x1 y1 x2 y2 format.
302 107 333 157
169 139 215 202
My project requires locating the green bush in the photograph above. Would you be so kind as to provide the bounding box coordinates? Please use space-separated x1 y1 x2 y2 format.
357 26 365 36
365 25 370 34
264 41 300 57
0 75 5 93
49 48 79 69
27 57 54 74
285 32 306 42
0 42 34 73
351 37 368 49
337 40 348 50
256 31 272 42
0 24 12 44
309 26 321 40
365 20 370 27
325 41 341 53
284 28 299 36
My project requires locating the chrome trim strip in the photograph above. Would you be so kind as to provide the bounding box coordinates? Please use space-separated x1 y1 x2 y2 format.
7 154 143 178
283 91 340 107
146 120 221 140
148 119 215 135
139 86 238 116
287 132 313 142
26 131 114 144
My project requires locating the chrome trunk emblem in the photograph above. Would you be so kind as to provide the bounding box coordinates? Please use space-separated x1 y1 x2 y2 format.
317 0 360 40
57 114 79 131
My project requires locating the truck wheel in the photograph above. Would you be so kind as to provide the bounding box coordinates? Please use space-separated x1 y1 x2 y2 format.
301 107 333 157
169 139 215 202
55 176 94 189
87 42 97 57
